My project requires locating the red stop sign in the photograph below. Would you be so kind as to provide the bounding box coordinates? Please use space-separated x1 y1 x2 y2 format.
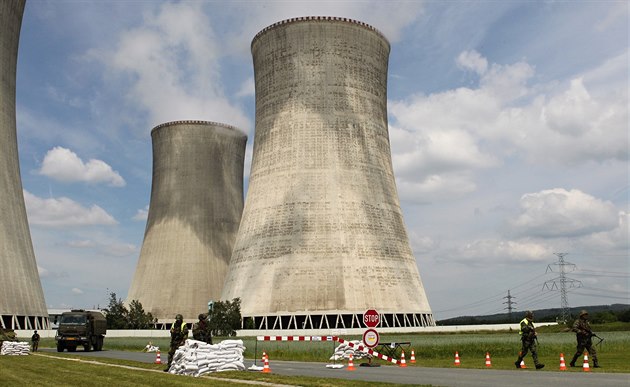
363 309 380 328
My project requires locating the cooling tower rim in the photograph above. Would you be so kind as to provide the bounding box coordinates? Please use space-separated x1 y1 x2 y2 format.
151 120 247 138
252 16 390 48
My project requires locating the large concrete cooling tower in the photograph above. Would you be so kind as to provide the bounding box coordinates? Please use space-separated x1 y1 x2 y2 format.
0 0 49 330
221 17 434 330
127 121 247 322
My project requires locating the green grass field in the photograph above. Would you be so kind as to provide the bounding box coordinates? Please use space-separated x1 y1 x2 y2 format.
20 324 630 372
3 326 628 386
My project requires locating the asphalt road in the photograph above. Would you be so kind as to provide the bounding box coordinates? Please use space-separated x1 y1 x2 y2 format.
40 348 629 386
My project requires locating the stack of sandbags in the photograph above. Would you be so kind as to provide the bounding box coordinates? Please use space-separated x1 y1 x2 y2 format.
1 341 30 355
329 340 370 361
167 339 245 377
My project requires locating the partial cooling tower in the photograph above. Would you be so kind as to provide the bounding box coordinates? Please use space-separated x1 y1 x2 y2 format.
0 0 49 330
127 121 247 322
221 17 434 330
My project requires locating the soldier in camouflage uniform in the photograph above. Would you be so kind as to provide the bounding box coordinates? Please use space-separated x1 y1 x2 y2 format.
164 314 188 371
192 313 213 345
515 311 545 369
570 310 600 368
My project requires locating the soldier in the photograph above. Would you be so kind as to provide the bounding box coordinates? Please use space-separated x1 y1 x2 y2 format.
31 330 40 352
164 314 188 371
192 313 213 345
570 310 600 368
515 311 545 369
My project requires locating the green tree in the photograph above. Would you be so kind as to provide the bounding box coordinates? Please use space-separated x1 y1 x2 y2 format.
208 298 242 336
617 309 630 323
127 299 154 329
104 292 128 329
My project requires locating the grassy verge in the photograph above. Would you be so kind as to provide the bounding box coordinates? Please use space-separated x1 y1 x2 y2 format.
0 354 425 387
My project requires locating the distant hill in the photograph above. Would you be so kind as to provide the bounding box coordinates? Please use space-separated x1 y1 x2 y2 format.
437 303 630 325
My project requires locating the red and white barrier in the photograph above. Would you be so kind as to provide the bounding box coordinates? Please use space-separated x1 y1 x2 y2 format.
256 335 401 365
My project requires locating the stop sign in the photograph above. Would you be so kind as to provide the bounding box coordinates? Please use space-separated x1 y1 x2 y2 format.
363 309 380 328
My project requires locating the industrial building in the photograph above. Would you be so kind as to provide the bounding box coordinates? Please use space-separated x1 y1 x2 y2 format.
127 121 247 322
221 17 434 330
0 0 49 330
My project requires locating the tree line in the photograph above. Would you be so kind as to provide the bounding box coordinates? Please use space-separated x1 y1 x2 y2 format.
103 292 243 335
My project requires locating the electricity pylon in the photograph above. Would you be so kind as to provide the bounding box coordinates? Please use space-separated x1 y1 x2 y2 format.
503 290 517 321
543 252 582 323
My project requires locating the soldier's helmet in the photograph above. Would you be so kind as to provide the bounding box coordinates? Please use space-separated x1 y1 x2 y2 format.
198 313 206 320
580 310 589 317
525 310 533 319
175 314 183 320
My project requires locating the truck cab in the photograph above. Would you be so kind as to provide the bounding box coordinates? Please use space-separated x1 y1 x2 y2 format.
55 310 106 352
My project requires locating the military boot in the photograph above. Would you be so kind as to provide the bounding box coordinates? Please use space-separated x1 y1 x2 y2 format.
535 363 545 369
515 357 523 369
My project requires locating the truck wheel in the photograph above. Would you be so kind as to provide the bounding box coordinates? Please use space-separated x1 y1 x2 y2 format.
57 343 64 352
84 342 91 352
97 337 104 351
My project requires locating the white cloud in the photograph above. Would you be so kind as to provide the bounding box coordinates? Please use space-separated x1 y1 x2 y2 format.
456 50 488 75
39 147 125 187
578 211 629 251
104 243 139 257
132 205 149 221
38 266 49 278
390 50 627 205
542 78 601 136
236 77 255 98
456 239 552 264
97 1 251 131
67 240 97 248
71 288 84 294
507 188 618 238
24 190 118 227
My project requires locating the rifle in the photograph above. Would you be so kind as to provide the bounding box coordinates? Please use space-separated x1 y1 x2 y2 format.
590 332 605 346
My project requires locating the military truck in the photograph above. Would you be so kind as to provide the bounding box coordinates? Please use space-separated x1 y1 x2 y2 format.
55 310 106 352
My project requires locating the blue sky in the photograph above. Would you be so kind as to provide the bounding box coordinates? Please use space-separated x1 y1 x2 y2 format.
15 1 628 319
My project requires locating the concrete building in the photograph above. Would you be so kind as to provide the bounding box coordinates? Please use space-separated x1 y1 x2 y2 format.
0 0 49 330
221 17 434 330
127 121 247 322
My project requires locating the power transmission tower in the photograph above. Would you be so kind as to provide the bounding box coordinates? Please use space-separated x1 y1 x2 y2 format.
542 252 582 323
503 290 517 321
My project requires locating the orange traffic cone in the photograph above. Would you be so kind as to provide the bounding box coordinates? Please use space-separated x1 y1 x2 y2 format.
518 352 527 369
347 353 356 371
559 353 567 371
262 351 271 373
582 352 590 372
400 350 407 367
485 352 492 368
154 350 161 364
410 349 416 364
454 351 461 366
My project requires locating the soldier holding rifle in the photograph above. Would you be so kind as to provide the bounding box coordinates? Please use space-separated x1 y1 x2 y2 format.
570 310 601 368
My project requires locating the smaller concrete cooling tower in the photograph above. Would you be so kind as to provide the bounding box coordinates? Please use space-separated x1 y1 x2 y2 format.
127 121 247 322
0 0 49 330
